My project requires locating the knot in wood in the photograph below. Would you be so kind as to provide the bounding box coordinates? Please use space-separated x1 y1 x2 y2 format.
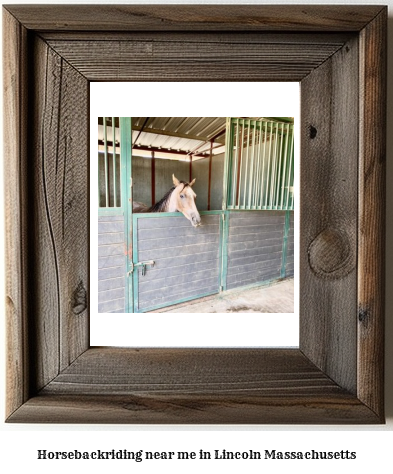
72 281 87 315
308 228 355 279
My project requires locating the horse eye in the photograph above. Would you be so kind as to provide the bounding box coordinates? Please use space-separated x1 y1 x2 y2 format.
180 194 184 198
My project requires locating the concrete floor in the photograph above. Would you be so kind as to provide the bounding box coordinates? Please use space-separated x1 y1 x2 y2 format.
154 278 294 313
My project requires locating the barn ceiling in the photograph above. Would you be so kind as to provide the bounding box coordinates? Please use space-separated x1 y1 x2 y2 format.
98 117 293 161
131 117 227 160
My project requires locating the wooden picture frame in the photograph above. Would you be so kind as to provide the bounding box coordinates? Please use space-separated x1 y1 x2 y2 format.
3 5 386 424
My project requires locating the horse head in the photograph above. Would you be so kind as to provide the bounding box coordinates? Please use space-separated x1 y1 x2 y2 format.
169 174 201 227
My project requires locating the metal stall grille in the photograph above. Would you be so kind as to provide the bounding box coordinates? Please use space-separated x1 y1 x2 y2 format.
224 118 294 211
97 117 132 313
98 117 122 210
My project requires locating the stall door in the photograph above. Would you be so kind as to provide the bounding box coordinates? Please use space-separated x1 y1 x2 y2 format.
132 211 223 313
98 117 133 313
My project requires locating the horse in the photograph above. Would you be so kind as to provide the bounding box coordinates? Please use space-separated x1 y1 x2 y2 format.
133 174 202 227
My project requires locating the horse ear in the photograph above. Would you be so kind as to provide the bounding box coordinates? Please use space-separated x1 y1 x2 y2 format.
189 178 196 187
172 174 180 187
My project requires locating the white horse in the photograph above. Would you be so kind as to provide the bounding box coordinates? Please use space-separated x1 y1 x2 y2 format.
133 174 201 227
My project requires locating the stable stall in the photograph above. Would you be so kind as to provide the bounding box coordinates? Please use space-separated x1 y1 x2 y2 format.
98 117 294 313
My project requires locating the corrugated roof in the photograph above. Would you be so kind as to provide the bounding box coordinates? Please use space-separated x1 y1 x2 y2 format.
98 117 294 161
131 117 226 160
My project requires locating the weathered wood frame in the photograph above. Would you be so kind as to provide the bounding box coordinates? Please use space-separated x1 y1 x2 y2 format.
3 5 386 424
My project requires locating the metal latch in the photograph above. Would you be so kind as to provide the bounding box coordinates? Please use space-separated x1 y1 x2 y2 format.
128 260 155 277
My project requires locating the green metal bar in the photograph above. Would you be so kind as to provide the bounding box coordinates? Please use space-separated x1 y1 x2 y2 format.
264 117 294 124
135 289 220 314
269 122 279 208
274 122 285 209
281 210 291 278
286 126 294 210
255 120 264 209
229 120 236 209
248 119 256 208
120 117 133 313
112 117 117 207
290 130 295 210
259 120 268 209
252 121 260 208
133 210 223 219
220 210 229 291
222 117 232 210
98 150 101 207
264 121 274 209
103 117 109 207
242 119 251 208
97 207 123 217
223 277 286 296
279 123 290 209
231 119 239 208
132 212 139 312
236 120 245 208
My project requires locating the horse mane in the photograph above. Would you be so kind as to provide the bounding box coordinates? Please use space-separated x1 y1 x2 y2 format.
148 181 189 212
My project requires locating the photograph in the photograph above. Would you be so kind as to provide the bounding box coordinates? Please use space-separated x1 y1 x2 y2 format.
97 117 294 314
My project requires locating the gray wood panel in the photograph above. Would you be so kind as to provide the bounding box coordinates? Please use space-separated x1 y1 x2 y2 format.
98 276 125 293
226 211 285 290
27 37 90 390
3 9 30 415
98 214 126 313
357 9 386 416
138 214 218 229
98 298 125 313
155 158 189 203
98 255 124 269
132 155 152 207
8 5 383 32
138 232 218 251
211 153 225 211
300 36 359 393
46 39 350 82
286 211 295 277
138 222 218 240
98 232 124 246
136 214 221 311
192 158 209 211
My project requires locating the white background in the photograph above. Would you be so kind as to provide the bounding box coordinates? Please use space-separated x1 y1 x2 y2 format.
90 82 300 347
1 1 392 473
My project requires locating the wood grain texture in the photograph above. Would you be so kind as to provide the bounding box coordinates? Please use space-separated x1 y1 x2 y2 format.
357 9 386 418
29 36 89 390
45 38 346 82
4 5 384 31
7 348 380 424
3 5 386 424
3 9 30 417
300 36 359 394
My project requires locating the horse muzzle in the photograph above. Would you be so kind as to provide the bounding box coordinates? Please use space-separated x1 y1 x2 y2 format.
191 215 202 227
